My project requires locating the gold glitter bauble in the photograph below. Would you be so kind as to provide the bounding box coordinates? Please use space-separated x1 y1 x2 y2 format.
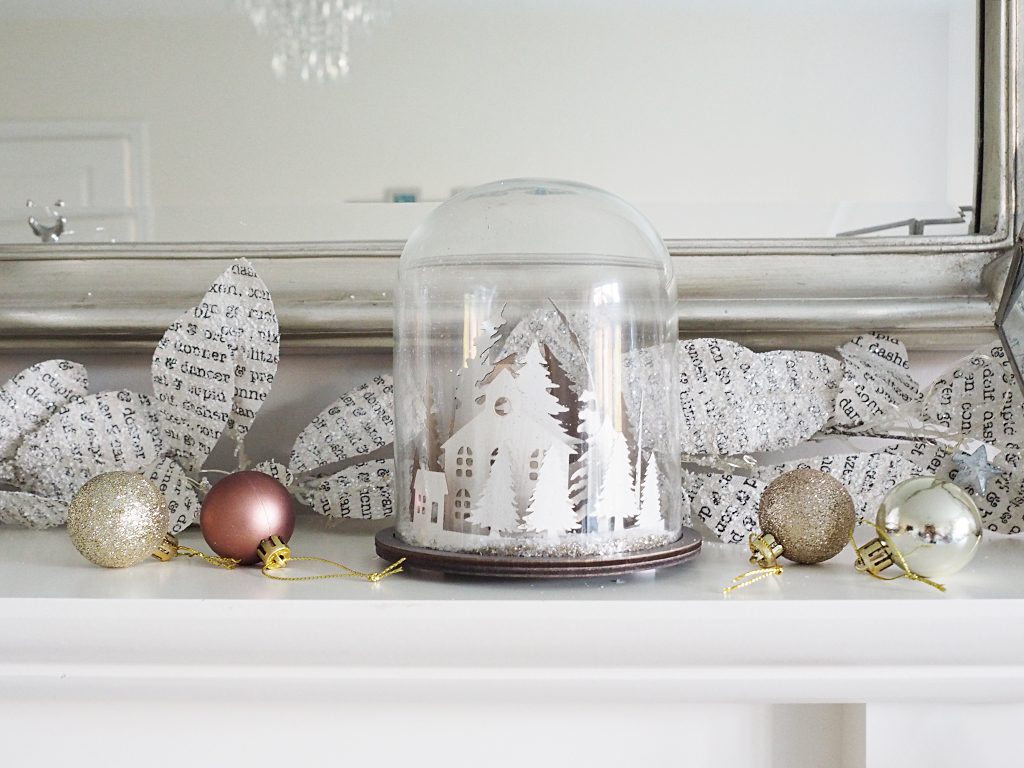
758 468 855 564
67 471 169 568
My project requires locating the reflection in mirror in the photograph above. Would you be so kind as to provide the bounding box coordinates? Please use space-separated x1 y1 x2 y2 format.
0 0 977 243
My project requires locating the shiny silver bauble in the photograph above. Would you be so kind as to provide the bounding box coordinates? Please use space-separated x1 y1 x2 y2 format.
877 476 982 578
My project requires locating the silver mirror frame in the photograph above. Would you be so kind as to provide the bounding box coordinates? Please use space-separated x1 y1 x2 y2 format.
0 0 1019 353
995 227 1024 384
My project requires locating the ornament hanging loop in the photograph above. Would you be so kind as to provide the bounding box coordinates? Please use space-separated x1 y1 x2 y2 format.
853 536 894 575
851 523 945 592
748 532 783 569
257 534 292 570
257 535 405 583
152 533 240 570
152 533 179 562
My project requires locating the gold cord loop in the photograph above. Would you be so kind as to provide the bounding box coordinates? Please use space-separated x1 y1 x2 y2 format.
152 533 240 570
723 533 785 595
175 545 241 570
257 535 405 583
723 564 784 594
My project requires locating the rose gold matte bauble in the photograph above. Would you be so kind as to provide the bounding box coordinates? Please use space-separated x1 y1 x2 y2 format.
200 471 295 565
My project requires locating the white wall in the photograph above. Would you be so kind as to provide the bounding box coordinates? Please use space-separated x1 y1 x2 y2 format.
0 0 975 241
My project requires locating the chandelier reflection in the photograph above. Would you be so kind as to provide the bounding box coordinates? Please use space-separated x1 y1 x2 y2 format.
242 0 390 82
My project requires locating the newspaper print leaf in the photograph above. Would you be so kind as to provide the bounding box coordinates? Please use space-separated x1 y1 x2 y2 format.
14 390 164 500
0 360 89 484
151 259 279 471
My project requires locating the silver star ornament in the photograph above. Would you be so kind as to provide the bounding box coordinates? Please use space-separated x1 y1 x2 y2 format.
952 445 1004 495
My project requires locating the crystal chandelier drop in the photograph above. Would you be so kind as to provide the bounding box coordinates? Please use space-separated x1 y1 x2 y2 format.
242 0 390 82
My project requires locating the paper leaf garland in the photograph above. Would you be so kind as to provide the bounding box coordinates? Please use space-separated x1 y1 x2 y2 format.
678 339 841 456
830 333 922 430
683 471 764 545
288 374 395 474
859 341 1024 534
918 342 1021 461
306 458 395 519
222 262 280 458
151 322 233 471
0 491 66 529
151 259 279 472
147 457 201 534
0 360 89 483
14 390 163 500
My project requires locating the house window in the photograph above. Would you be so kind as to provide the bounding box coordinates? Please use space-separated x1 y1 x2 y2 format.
490 448 499 467
529 448 543 481
430 501 438 524
457 446 472 478
454 488 471 520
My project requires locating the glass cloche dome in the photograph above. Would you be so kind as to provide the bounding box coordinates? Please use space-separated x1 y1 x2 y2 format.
393 179 682 563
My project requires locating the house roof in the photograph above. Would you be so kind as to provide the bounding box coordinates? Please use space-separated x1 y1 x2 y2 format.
414 468 448 493
442 352 579 454
442 396 578 454
477 353 519 387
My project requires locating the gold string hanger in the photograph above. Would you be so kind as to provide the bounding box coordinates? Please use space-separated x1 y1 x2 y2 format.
723 532 785 595
257 535 405 582
153 533 240 570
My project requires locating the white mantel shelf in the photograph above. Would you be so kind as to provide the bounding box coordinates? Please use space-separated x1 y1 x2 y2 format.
2 516 1022 707
4 516 1023 767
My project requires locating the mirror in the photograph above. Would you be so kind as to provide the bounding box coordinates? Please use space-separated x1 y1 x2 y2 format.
998 243 1024 388
0 0 978 244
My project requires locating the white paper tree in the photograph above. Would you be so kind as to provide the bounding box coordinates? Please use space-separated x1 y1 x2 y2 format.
569 391 600 528
476 448 520 536
568 460 588 529
472 319 499 361
635 457 663 531
516 342 569 429
593 430 635 532
522 447 578 540
632 398 644 515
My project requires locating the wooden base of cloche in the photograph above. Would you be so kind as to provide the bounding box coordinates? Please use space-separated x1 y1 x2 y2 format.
374 526 702 579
